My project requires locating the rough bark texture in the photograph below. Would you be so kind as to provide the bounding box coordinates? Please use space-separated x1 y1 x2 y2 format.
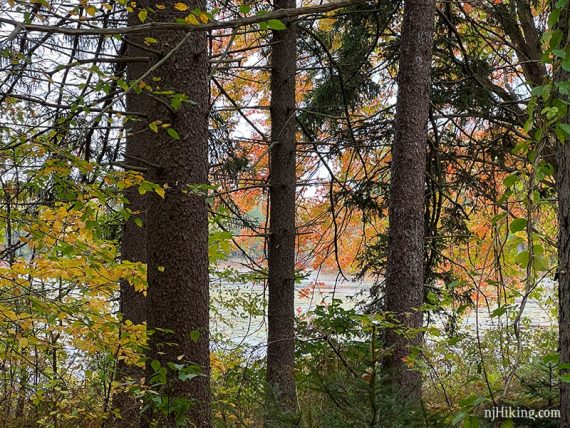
140 1 211 426
559 125 570 428
266 0 298 418
558 6 570 425
384 0 435 399
113 15 148 426
120 22 148 340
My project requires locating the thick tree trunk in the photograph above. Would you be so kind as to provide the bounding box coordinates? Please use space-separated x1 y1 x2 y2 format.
383 0 435 399
137 1 211 426
559 128 570 428
113 20 148 427
558 11 570 424
266 0 298 418
558 5 570 426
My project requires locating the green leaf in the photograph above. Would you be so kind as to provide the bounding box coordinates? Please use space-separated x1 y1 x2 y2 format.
531 84 549 96
559 81 570 95
558 123 570 138
134 217 143 228
547 30 563 53
541 106 559 120
171 94 185 110
155 186 165 198
190 330 200 343
267 19 286 30
448 336 462 346
534 254 549 272
179 372 199 381
510 218 527 233
549 9 561 28
168 362 185 371
117 79 129 91
532 243 544 255
150 360 161 372
464 416 480 428
516 250 530 268
239 4 251 14
167 128 180 140
542 353 559 364
491 306 508 318
538 163 554 179
138 9 148 23
503 174 518 188
451 412 467 426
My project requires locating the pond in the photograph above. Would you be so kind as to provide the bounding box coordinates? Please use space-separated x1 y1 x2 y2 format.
210 260 557 353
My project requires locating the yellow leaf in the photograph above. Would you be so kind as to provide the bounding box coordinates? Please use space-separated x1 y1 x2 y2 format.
156 3 165 9
155 186 165 198
157 266 165 272
199 12 209 23
184 14 199 25
86 5 97 16
19 337 29 348
174 2 188 11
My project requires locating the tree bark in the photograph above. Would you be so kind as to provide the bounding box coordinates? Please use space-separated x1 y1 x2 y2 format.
559 119 570 428
383 0 435 399
113 19 148 427
139 1 211 426
558 5 570 426
266 0 298 418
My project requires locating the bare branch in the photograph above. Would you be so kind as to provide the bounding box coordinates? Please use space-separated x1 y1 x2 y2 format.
0 1 364 36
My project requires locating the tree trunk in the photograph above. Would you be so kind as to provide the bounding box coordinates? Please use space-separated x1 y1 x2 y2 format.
558 6 570 424
383 0 435 399
113 19 148 427
266 0 298 418
139 1 211 426
559 123 570 428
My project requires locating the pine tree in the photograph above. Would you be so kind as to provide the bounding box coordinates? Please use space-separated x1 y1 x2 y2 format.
384 0 435 399
266 0 299 419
